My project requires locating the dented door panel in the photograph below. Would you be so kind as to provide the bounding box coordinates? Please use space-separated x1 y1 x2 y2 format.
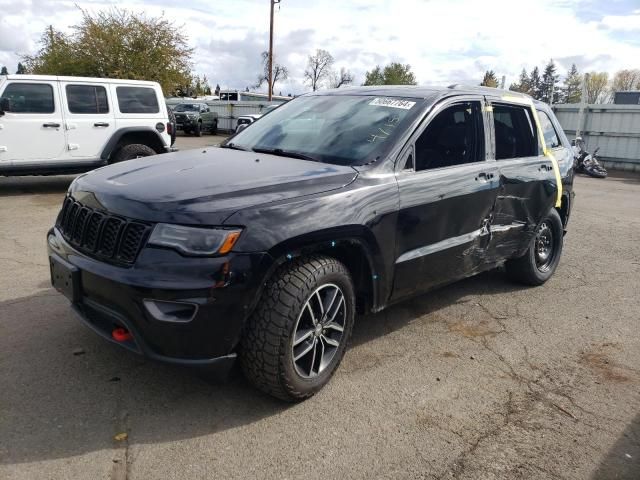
392 162 500 300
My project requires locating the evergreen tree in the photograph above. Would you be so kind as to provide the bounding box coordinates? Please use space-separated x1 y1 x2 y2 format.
480 70 499 87
563 64 582 104
541 59 560 104
0 66 8 75
509 68 531 94
529 66 542 100
16 62 27 74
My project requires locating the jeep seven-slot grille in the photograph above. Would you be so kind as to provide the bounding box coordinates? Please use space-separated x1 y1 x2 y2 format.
56 196 152 265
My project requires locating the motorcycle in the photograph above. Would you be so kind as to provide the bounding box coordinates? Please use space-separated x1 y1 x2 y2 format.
572 138 607 179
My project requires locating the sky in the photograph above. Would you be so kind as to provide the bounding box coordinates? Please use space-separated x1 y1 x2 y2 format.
1 0 639 95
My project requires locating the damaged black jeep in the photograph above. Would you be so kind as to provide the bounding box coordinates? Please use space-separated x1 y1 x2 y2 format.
48 86 574 401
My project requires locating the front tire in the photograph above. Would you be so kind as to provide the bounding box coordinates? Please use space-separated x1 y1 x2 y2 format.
506 208 563 286
194 121 202 137
111 144 156 163
240 256 355 401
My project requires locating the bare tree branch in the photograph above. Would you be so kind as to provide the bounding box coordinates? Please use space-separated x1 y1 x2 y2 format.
304 49 334 91
330 67 354 88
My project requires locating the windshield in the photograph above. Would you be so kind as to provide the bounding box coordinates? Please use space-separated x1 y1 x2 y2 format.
227 95 425 166
174 104 200 112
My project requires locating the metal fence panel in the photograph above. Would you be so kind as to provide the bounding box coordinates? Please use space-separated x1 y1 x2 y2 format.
166 99 280 132
552 104 640 171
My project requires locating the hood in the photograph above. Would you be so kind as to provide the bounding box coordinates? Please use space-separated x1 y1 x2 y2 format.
70 148 358 225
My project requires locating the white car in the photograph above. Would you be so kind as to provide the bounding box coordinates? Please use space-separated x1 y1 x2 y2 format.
235 104 280 132
0 74 173 176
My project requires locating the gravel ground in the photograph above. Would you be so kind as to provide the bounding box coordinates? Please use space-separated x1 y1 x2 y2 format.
1 151 638 479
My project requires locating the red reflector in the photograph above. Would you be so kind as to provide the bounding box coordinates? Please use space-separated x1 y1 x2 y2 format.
167 122 172 135
112 328 133 342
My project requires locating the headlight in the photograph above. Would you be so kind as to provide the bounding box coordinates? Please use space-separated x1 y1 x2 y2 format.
187 113 198 119
148 224 241 256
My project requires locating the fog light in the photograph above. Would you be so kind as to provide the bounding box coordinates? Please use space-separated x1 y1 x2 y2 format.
143 299 197 323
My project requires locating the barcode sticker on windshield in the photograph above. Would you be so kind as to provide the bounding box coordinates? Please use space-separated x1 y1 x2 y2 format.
369 98 416 109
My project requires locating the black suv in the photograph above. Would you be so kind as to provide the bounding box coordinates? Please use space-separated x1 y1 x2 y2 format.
48 86 574 401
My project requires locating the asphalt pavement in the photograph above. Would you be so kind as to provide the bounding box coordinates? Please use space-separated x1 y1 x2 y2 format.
1 142 639 479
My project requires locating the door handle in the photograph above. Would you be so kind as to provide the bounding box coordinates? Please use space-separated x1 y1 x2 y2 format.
94 122 110 127
538 165 552 172
476 172 494 181
43 123 61 128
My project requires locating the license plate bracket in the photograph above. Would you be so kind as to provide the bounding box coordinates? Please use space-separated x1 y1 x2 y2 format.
50 255 81 303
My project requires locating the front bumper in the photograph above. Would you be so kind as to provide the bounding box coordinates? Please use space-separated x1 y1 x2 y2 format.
175 118 197 129
47 227 272 367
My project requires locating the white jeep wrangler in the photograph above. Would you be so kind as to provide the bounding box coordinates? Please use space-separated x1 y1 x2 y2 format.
0 75 173 176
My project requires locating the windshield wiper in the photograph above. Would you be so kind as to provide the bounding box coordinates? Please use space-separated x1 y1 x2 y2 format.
252 147 321 162
220 142 251 151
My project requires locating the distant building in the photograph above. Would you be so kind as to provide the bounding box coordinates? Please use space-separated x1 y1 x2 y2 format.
613 91 640 105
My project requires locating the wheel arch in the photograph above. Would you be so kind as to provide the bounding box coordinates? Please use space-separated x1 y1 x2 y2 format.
254 227 386 316
101 127 167 161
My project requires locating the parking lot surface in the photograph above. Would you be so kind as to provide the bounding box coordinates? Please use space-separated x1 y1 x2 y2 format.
1 146 639 479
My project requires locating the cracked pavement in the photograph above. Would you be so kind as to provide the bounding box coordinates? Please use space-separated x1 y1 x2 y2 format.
1 161 639 479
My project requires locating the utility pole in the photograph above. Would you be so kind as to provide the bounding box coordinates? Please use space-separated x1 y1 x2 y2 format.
576 72 589 138
268 0 281 101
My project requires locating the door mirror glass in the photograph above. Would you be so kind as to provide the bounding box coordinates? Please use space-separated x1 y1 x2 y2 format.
236 123 248 133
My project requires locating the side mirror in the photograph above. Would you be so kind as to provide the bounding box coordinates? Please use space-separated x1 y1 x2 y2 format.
236 124 248 133
0 97 10 115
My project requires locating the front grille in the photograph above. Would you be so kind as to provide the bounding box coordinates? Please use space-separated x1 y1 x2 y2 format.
56 196 152 266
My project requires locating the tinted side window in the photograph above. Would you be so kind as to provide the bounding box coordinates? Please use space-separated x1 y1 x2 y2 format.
0 83 54 113
537 111 560 148
493 104 537 159
414 101 484 171
116 87 159 114
66 85 109 114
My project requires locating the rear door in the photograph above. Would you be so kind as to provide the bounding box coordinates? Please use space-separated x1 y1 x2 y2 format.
0 80 65 164
61 82 115 159
391 97 500 300
486 98 556 259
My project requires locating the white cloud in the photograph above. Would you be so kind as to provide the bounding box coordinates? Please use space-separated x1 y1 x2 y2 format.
1 0 639 94
600 13 640 30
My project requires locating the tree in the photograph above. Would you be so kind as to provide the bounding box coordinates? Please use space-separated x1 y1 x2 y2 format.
585 72 610 103
540 59 560 104
256 51 289 93
22 8 193 94
509 68 531 95
304 49 334 91
480 70 499 88
330 67 354 88
529 66 543 100
16 62 27 74
363 66 384 85
563 64 582 104
363 62 417 86
611 69 640 92
215 84 221 96
0 66 8 75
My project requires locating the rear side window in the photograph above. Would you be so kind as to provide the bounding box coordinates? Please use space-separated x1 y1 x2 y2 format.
537 111 561 148
66 85 109 114
0 83 54 113
116 86 159 114
493 104 537 159
414 101 485 171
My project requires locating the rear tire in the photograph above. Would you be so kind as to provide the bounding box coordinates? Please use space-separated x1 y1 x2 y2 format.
111 144 156 163
506 208 563 286
240 256 355 402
